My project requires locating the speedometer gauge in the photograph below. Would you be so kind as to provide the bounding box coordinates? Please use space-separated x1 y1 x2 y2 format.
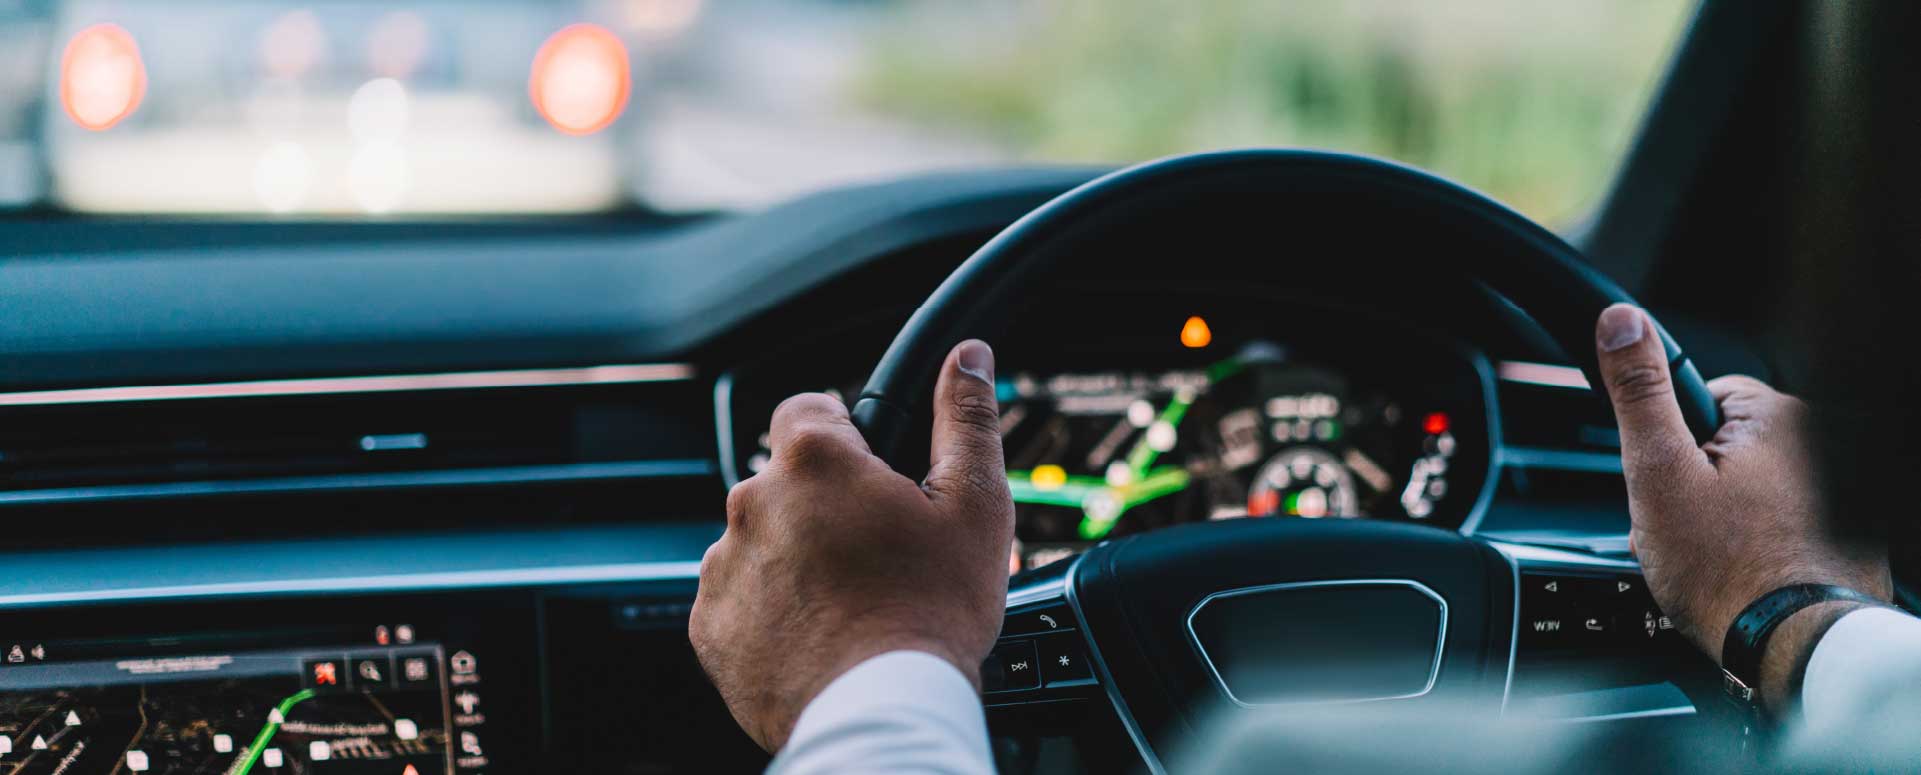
1246 447 1357 518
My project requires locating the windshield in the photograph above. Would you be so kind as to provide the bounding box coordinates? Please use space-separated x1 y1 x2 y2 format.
0 0 1694 222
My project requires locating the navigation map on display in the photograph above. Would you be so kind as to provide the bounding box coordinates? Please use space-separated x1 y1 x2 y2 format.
0 631 482 774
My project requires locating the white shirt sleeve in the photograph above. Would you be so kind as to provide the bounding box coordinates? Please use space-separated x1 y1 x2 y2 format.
767 650 996 775
1784 606 1921 766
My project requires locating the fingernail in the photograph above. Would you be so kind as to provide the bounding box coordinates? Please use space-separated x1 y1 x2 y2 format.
956 340 994 383
1597 305 1646 352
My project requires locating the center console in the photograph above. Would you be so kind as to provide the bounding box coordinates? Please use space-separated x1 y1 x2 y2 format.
0 582 766 774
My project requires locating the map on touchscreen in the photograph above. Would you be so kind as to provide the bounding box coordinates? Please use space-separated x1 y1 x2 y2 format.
0 637 481 774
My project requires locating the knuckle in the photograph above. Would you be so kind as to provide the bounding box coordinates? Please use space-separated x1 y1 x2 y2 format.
724 481 756 528
779 425 856 470
772 392 847 423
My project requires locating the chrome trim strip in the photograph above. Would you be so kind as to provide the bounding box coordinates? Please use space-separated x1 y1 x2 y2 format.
1458 345 1505 536
1559 705 1696 724
0 459 716 505
714 371 743 487
1184 579 1448 708
0 561 704 609
1061 554 1168 775
1488 540 1641 571
1500 544 1521 716
0 363 696 407
1496 361 1591 390
1499 447 1624 474
1005 576 1068 609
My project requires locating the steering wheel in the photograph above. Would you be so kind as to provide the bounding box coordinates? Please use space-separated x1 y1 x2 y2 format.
850 150 1722 769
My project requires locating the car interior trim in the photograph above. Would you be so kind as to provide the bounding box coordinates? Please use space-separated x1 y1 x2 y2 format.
1184 579 1449 709
1495 360 1591 390
0 363 696 406
0 459 718 506
1498 447 1626 474
1062 554 1168 775
713 371 743 487
0 561 705 610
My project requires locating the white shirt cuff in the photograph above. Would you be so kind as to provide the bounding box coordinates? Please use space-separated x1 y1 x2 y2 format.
769 650 994 775
1800 606 1921 725
1784 605 1921 766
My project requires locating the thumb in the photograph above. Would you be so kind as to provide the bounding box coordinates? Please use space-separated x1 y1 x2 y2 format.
923 340 1011 513
1595 304 1707 478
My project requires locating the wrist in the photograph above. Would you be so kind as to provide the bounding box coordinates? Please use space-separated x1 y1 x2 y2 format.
1755 600 1871 715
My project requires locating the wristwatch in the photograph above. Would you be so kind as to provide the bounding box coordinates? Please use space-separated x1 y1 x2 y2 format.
1720 583 1882 720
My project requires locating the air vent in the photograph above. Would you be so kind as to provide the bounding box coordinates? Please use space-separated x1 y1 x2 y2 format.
0 368 717 504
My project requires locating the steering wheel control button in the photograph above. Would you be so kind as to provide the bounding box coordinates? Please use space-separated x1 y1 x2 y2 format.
982 640 1040 693
1036 634 1093 684
1002 604 1074 637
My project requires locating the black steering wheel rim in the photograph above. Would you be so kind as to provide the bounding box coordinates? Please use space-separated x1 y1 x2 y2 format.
851 149 1719 473
855 149 1726 765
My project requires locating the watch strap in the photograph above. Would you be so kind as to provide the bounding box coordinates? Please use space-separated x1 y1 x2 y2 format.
1720 583 1882 714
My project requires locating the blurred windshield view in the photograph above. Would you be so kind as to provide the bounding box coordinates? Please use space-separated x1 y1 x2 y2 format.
0 0 1693 220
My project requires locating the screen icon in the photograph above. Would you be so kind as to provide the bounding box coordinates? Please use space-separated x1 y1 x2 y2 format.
397 651 438 686
353 656 393 687
303 657 345 690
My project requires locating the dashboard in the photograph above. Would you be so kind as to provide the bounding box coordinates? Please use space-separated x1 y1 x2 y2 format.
721 300 1497 572
0 166 1754 773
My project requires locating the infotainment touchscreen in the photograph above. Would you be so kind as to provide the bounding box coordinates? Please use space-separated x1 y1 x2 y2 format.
0 618 496 774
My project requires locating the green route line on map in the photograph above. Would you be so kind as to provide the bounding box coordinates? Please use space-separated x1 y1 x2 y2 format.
232 688 316 775
1005 353 1245 541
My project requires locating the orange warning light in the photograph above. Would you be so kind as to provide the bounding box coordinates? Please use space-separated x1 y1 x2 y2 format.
1180 316 1212 349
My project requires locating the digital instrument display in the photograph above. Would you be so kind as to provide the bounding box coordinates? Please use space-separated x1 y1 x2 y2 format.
0 622 494 774
728 335 1492 575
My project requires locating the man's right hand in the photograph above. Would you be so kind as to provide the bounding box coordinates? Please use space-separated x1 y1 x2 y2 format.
690 340 1015 752
1593 304 1891 710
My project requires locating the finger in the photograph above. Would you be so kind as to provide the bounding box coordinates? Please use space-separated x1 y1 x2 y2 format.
766 392 870 471
1595 304 1710 478
924 340 1012 516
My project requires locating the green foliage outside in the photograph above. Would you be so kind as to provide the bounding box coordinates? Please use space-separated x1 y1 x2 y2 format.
857 0 1694 224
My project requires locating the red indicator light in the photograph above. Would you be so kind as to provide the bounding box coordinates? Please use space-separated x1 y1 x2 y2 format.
1247 489 1279 518
1423 412 1450 435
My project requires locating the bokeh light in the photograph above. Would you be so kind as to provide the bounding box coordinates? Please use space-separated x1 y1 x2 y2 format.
60 24 147 131
257 10 327 79
529 24 632 136
367 11 432 79
348 78 410 143
252 141 312 213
